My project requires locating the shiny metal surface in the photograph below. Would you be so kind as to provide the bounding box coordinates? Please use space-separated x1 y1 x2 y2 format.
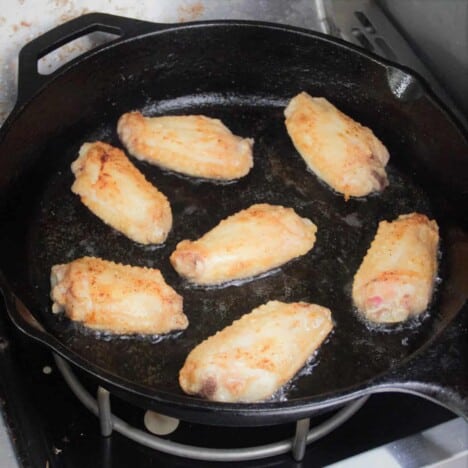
292 418 310 461
322 0 467 127
378 0 468 117
97 387 113 437
327 417 468 468
0 412 18 468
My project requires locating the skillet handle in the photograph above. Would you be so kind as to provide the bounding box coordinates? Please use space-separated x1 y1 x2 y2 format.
16 12 169 105
369 227 468 419
369 305 468 420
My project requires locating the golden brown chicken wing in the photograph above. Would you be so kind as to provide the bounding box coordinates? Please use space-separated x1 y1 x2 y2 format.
117 112 254 180
284 92 389 199
50 257 188 334
179 300 333 402
170 203 317 285
71 142 172 245
352 213 439 323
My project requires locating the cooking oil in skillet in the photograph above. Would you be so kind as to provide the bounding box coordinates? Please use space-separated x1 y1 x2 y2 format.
271 334 335 402
273 353 321 403
141 93 289 115
74 324 185 344
26 100 441 399
179 266 289 291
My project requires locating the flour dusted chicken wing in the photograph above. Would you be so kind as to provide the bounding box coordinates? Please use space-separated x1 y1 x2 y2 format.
352 213 439 323
284 92 389 199
50 257 188 334
179 301 333 402
170 203 317 285
71 142 172 244
117 112 254 180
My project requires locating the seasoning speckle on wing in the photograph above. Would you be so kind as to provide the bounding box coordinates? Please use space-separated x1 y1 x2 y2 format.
284 92 389 199
50 257 188 334
352 213 439 323
170 203 317 285
117 112 254 180
71 142 172 244
179 301 333 402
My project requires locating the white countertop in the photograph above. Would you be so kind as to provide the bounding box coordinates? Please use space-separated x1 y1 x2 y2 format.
0 0 322 123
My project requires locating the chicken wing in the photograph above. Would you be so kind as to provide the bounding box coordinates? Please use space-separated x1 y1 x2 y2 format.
170 203 317 285
71 142 172 244
179 300 333 402
352 213 439 323
117 112 254 180
50 257 188 334
284 92 389 199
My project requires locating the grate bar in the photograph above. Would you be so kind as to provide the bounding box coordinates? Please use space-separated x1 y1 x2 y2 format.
97 387 113 437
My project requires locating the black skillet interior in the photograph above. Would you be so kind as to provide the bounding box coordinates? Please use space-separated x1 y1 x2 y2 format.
0 19 467 425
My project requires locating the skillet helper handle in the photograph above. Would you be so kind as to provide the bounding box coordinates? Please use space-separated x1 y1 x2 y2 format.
0 270 46 334
0 271 88 370
16 12 167 105
371 308 468 420
370 226 468 419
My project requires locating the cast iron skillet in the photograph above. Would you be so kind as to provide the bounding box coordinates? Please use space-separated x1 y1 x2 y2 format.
0 13 467 426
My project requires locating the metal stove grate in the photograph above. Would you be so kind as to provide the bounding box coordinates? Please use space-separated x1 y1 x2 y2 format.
53 354 368 462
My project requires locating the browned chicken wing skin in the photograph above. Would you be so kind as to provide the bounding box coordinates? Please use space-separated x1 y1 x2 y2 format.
352 213 439 323
284 92 389 199
50 257 188 334
117 112 254 180
179 301 333 402
71 142 172 244
170 203 317 285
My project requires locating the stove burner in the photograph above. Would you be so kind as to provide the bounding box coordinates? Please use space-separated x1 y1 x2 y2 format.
53 354 368 462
